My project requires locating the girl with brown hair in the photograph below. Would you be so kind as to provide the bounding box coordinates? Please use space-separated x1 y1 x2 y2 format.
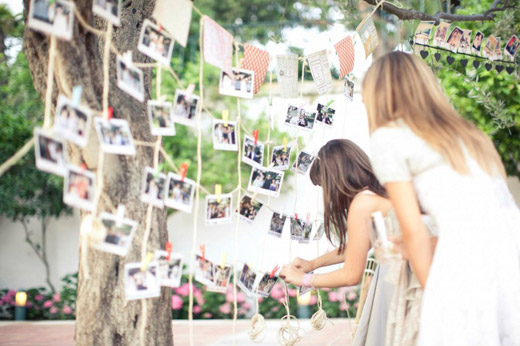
364 51 520 345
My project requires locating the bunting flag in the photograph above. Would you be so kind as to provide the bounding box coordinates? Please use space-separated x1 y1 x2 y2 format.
152 0 192 47
334 36 355 78
242 44 270 94
202 16 233 74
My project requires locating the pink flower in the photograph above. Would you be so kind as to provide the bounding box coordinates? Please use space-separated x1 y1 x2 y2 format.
257 297 264 303
225 292 234 303
203 312 212 318
347 292 358 301
193 305 201 314
272 306 279 312
7 290 16 297
277 297 285 304
340 302 350 311
328 291 339 302
219 303 231 314
288 288 297 297
62 306 72 314
50 306 58 314
0 301 3 306
321 287 331 292
309 295 317 305
241 302 251 310
270 286 284 300
43 300 53 308
52 293 61 303
26 302 33 308
236 292 245 303
176 283 190 297
193 289 202 299
35 294 44 301
195 296 205 306
171 295 183 310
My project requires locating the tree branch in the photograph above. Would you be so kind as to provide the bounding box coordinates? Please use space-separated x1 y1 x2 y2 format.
362 0 518 25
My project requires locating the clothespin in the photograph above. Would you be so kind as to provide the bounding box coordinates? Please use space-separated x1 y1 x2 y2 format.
270 265 280 278
115 205 126 227
141 252 154 271
80 162 87 172
215 184 222 202
306 212 310 224
199 245 206 261
283 137 288 153
107 106 114 121
185 84 195 101
325 99 335 108
72 86 82 107
158 25 163 33
295 213 298 221
222 110 229 127
252 130 259 145
165 242 173 261
179 163 189 182
154 164 164 179
220 252 227 268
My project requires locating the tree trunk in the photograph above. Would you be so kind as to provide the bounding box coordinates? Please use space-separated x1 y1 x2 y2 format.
22 1 173 345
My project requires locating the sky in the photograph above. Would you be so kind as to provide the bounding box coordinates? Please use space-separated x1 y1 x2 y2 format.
1 0 22 14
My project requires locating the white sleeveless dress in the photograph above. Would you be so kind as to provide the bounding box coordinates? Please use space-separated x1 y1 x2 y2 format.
370 121 520 346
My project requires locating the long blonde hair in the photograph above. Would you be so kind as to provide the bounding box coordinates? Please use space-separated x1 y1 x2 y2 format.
362 51 505 178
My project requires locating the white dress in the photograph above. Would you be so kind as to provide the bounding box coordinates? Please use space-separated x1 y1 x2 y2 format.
370 121 520 346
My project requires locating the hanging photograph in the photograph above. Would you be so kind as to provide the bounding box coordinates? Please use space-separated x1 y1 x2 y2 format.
124 262 161 300
219 68 255 99
446 26 463 52
414 21 434 45
472 31 485 55
298 270 314 296
93 0 121 26
248 167 284 198
458 29 473 54
284 105 316 131
28 0 75 40
316 103 335 127
256 273 278 297
242 135 264 168
292 150 315 175
54 95 92 148
164 172 195 213
205 193 233 225
433 22 450 47
237 263 257 297
306 49 333 95
93 212 138 257
212 119 238 151
207 265 232 293
172 89 200 127
94 118 136 155
236 195 263 223
344 76 355 101
505 35 520 61
117 56 145 102
269 212 287 238
34 128 68 176
147 101 176 136
271 146 291 170
154 250 183 288
194 254 214 286
483 35 498 59
63 165 96 212
140 167 166 208
299 220 313 244
494 37 503 61
313 222 325 241
138 19 175 66
276 54 299 99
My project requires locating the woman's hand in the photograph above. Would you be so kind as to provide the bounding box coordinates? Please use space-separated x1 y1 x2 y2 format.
279 264 305 286
290 257 314 273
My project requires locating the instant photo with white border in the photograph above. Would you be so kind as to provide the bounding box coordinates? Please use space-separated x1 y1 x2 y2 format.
219 68 255 99
94 117 136 155
124 262 161 300
93 212 138 256
237 263 257 297
164 172 195 213
63 165 96 212
172 89 200 127
205 193 233 225
270 146 292 171
138 19 175 66
315 103 335 127
242 135 264 168
292 150 315 175
54 94 92 147
147 100 176 136
299 220 313 244
212 119 238 151
235 194 264 224
313 222 325 241
92 0 121 26
140 167 166 208
207 264 232 293
34 128 68 176
154 250 183 288
117 55 145 102
248 167 285 198
256 273 279 297
290 217 304 241
284 105 316 131
194 254 215 286
344 77 355 101
269 212 287 238
28 0 75 40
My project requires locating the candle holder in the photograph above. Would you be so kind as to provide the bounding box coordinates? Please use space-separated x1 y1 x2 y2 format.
14 292 27 321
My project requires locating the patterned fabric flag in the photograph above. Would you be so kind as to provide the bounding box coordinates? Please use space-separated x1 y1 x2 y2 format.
276 55 299 99
152 0 192 47
202 16 233 74
334 36 355 78
242 44 270 94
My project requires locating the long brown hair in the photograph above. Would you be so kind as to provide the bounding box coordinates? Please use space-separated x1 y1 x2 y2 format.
362 51 505 178
309 139 387 254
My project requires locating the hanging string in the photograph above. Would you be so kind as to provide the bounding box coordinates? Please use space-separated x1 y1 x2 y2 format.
278 282 301 346
43 35 57 128
358 0 404 28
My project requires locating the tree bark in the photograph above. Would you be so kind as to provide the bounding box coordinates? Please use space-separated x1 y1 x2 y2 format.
22 1 173 345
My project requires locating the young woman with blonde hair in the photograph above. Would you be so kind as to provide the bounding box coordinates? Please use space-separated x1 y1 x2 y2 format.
364 51 520 345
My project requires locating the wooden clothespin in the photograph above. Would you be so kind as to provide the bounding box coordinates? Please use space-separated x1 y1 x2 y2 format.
115 205 126 227
179 163 188 182
220 252 227 269
215 184 222 203
80 162 87 172
252 130 259 145
185 83 195 101
306 212 310 224
325 99 335 108
158 25 163 33
141 252 154 271
107 106 114 121
200 245 206 261
283 137 288 153
165 242 173 261
295 213 298 221
72 86 82 107
222 110 229 127
270 265 280 278
154 164 164 179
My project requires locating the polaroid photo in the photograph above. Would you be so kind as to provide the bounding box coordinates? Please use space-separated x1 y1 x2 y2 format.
237 263 257 297
433 22 450 47
154 250 183 288
207 265 232 293
164 173 195 213
117 56 145 102
269 212 287 238
93 212 138 256
316 103 335 127
140 167 166 208
213 119 238 151
446 27 463 52
124 262 161 300
242 135 264 168
290 217 304 241
284 105 316 131
505 35 520 61
271 146 291 171
248 166 285 198
414 21 434 45
298 271 314 296
344 76 355 101
138 19 175 66
219 68 254 99
458 29 473 54
54 95 92 147
313 222 325 241
205 193 233 225
256 273 278 297
63 165 96 212
236 195 263 223
34 128 68 176
94 118 136 155
292 150 315 175
92 0 121 26
172 89 200 127
147 101 175 136
194 254 214 286
483 35 498 59
494 37 503 61
299 221 313 244
472 31 485 55
28 0 75 41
